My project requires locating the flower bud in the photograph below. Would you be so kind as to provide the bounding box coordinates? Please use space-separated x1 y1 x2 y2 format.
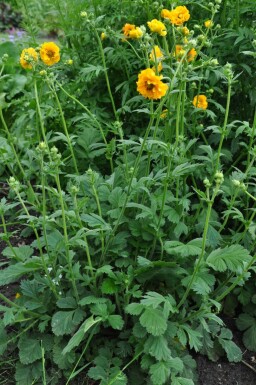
232 179 241 187
203 178 211 188
80 11 87 17
214 171 224 184
70 185 79 194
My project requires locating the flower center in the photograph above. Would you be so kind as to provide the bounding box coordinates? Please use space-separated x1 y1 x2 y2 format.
46 50 55 58
146 82 155 90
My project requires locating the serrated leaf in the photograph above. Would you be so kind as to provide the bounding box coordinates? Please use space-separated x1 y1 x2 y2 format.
172 378 194 385
18 336 41 364
108 315 124 330
79 296 107 306
63 316 102 354
236 314 256 351
57 297 77 309
182 326 202 352
53 343 76 369
169 357 184 372
51 309 84 336
219 339 242 362
206 245 251 272
101 278 118 294
150 361 170 385
0 260 42 285
144 335 171 361
15 361 42 385
141 292 165 308
125 303 144 316
140 308 167 336
3 245 34 261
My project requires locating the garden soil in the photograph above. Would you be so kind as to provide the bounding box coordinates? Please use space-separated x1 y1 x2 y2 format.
0 184 256 385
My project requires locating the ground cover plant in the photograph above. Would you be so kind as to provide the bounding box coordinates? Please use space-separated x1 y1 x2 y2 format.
0 0 255 384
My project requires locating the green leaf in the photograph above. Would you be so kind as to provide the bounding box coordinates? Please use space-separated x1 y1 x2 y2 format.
63 316 101 354
206 245 251 272
51 309 84 336
53 343 76 369
3 245 34 261
181 326 202 352
18 336 42 364
169 357 184 373
0 260 42 285
140 308 167 336
107 315 124 330
125 303 144 316
219 339 242 362
101 278 119 294
0 321 8 355
15 361 42 385
81 213 111 230
79 296 107 306
150 361 170 385
164 240 202 257
236 314 256 351
57 297 77 309
141 291 166 308
144 335 171 361
172 377 194 385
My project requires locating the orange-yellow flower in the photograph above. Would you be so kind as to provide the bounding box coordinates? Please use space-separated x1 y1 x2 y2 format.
181 27 190 36
137 68 168 100
193 95 208 109
152 62 163 73
175 45 186 60
161 9 172 20
122 23 143 39
15 292 21 299
20 47 38 70
204 20 213 28
40 42 60 66
147 19 167 36
149 45 164 61
165 6 190 26
187 48 197 62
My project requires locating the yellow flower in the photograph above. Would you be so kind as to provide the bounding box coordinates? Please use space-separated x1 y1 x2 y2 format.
137 68 168 100
193 95 208 109
20 47 38 70
40 42 60 66
166 6 190 26
147 19 167 36
175 45 186 60
122 23 143 39
161 9 172 20
149 45 164 61
187 48 197 62
15 293 21 299
182 27 190 35
129 27 143 39
152 62 163 73
101 32 107 40
160 109 168 119
204 20 213 28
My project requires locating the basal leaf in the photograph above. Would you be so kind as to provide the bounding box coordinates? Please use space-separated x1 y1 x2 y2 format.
149 361 170 385
18 336 41 364
206 245 251 272
144 335 171 361
140 308 167 336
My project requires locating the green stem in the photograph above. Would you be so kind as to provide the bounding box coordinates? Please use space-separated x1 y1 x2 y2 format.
0 214 20 260
55 81 113 173
107 350 143 385
34 78 48 146
212 79 232 177
49 80 79 174
0 109 39 205
94 27 118 120
55 173 79 301
215 253 256 302
177 196 213 309
73 193 94 278
14 189 59 299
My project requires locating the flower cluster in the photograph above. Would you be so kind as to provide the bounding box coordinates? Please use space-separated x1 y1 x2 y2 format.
161 6 190 26
122 23 143 39
20 41 60 70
